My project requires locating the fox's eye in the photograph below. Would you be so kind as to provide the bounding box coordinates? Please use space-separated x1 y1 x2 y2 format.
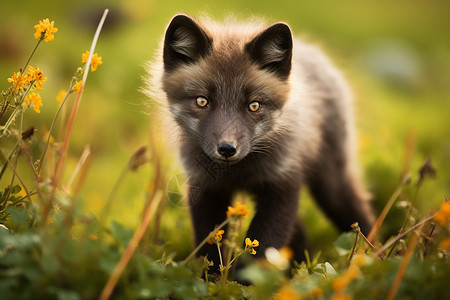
248 101 261 112
195 96 209 108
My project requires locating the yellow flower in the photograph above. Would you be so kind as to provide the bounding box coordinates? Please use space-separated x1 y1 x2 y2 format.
279 247 294 260
440 238 450 251
274 285 301 300
245 238 259 255
56 89 66 105
27 66 47 90
345 265 361 280
34 18 58 42
207 229 225 245
332 276 351 292
310 287 323 298
332 264 360 293
24 93 43 113
245 238 259 248
434 201 450 227
352 254 367 267
81 50 103 72
7 71 28 92
43 131 55 144
89 234 98 241
330 293 352 300
226 201 250 219
74 80 82 94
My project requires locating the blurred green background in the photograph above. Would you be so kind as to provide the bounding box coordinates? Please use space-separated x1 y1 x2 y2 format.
1 0 449 257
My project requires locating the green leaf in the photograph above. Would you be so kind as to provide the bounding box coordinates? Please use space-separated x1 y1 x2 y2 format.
110 221 133 247
10 185 21 195
166 263 193 281
334 232 355 256
51 288 81 300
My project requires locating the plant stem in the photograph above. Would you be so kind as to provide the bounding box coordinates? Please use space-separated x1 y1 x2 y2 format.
182 218 230 265
217 241 224 268
99 190 163 300
0 39 41 120
0 142 19 181
221 219 239 284
347 230 359 267
386 223 424 300
52 9 108 189
99 165 128 227
37 85 74 176
367 185 402 243
1 84 33 137
375 215 434 256
22 39 42 73
0 149 32 204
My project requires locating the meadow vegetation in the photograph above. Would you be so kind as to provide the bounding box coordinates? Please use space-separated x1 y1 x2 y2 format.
1 1 449 299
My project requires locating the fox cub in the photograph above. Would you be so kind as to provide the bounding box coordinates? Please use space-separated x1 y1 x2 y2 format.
146 14 374 269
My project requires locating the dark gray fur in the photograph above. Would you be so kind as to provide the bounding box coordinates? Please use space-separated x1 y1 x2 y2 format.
156 14 374 271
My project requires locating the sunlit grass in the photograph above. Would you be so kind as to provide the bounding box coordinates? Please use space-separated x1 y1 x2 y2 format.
1 2 449 299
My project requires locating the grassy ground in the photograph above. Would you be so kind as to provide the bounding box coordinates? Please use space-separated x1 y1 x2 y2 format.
1 1 450 299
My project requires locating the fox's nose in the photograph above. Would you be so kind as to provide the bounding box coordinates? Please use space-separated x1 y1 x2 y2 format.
217 142 236 158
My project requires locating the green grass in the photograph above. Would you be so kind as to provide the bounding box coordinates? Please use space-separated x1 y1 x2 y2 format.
1 1 450 299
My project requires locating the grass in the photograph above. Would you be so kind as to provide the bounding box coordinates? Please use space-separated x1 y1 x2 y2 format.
1 1 450 299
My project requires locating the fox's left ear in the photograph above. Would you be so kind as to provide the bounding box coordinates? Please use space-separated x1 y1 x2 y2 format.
163 15 212 72
245 23 293 79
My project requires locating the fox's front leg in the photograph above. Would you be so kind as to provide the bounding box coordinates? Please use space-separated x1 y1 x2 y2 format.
246 182 302 258
189 185 232 270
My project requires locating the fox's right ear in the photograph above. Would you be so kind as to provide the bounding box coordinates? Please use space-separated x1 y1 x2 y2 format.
245 23 293 79
163 15 212 72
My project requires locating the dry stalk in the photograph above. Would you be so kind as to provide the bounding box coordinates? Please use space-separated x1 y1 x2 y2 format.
99 190 163 300
385 223 424 300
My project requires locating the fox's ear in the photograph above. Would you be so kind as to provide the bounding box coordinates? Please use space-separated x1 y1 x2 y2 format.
163 15 212 71
245 23 293 79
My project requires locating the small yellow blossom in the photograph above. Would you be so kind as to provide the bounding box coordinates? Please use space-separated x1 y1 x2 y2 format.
245 237 259 255
16 186 27 198
330 293 352 300
352 254 367 267
434 201 450 227
7 72 28 92
89 234 98 241
27 66 47 90
24 93 43 113
332 264 360 294
74 80 82 94
274 285 301 300
332 276 351 292
245 238 259 248
43 131 55 144
81 50 103 72
440 238 450 251
279 247 294 260
310 287 323 298
34 18 58 42
346 265 361 280
208 229 225 245
226 201 250 219
56 89 66 105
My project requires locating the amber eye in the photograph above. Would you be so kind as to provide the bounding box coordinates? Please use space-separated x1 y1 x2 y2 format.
248 101 261 112
195 96 209 108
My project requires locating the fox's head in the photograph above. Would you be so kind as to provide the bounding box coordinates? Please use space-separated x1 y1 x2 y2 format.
161 15 293 164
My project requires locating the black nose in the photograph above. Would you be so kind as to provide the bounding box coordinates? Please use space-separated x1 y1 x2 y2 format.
217 142 236 158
